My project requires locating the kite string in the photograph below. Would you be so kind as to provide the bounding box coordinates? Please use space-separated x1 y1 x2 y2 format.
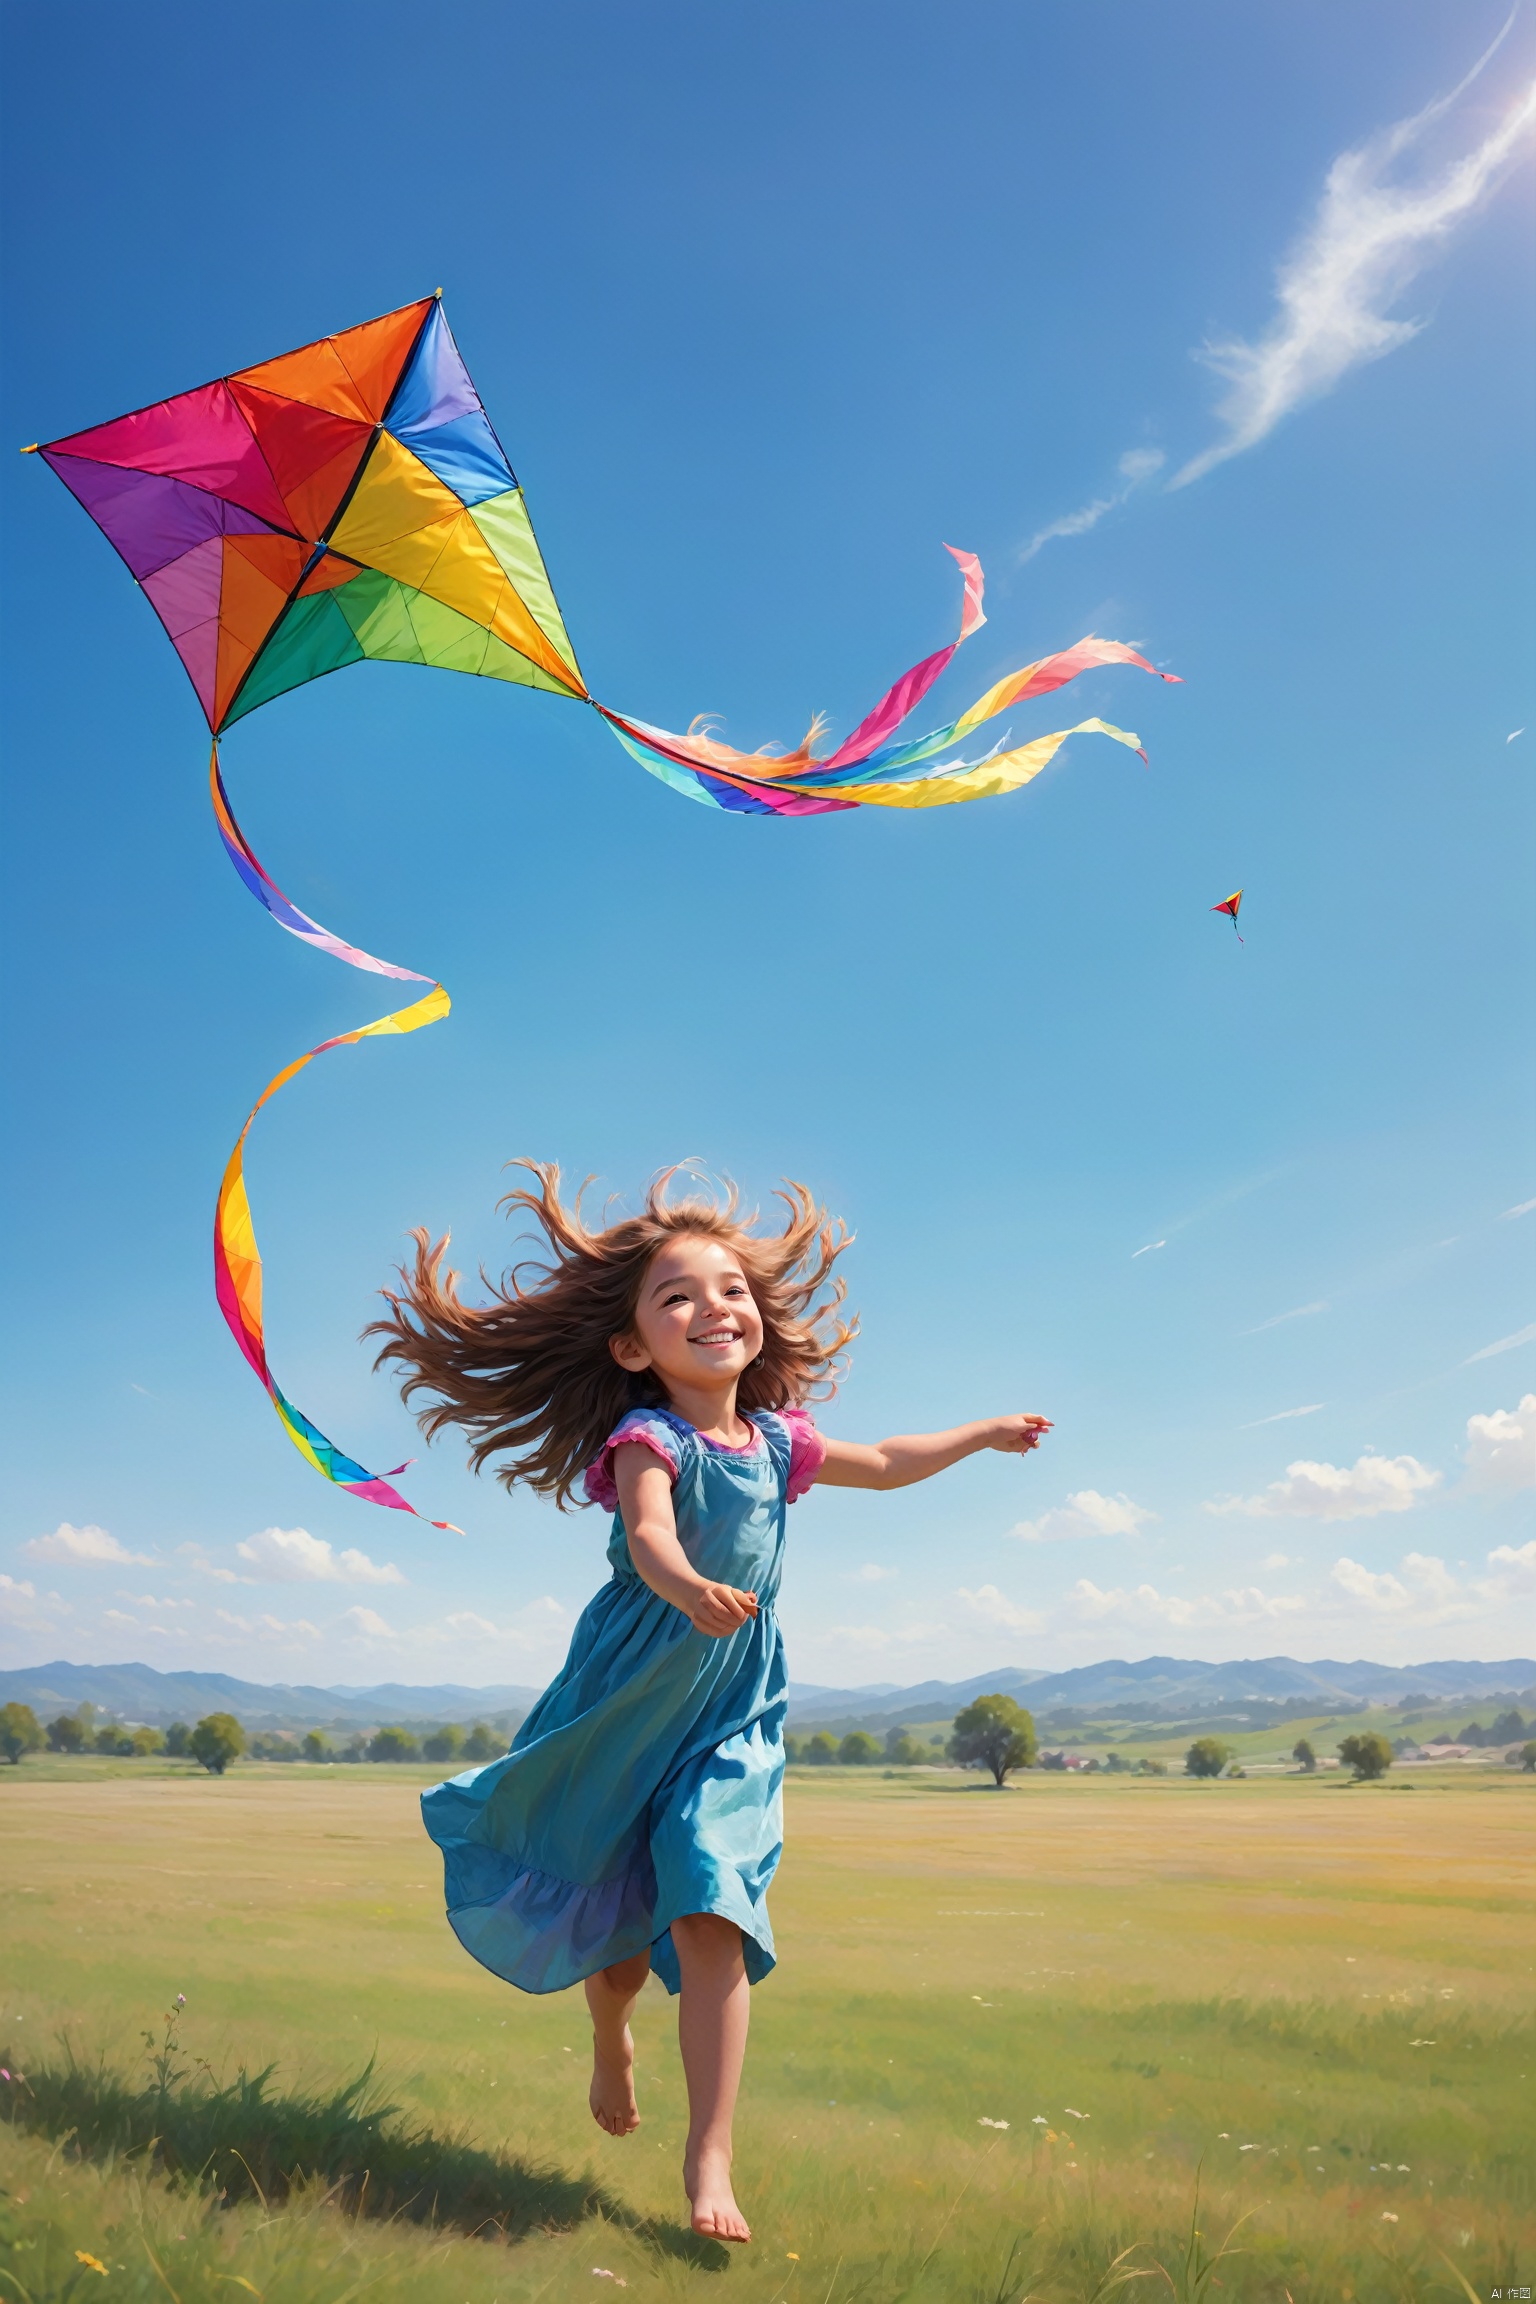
209 742 458 1528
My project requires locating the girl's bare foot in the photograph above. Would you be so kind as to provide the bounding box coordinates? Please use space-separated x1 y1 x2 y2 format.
685 2144 751 2242
589 2023 641 2135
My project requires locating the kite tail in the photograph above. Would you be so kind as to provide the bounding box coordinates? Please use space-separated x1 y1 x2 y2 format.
597 548 1179 813
209 742 459 1529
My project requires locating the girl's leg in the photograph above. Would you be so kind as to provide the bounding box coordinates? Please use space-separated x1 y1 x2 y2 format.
671 1911 752 2243
584 1949 651 2134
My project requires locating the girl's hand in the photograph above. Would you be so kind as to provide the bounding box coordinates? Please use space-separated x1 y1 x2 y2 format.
688 1582 759 1637
986 1414 1053 1456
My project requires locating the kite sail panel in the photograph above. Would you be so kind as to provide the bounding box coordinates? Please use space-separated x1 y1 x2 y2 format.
32 296 1180 1523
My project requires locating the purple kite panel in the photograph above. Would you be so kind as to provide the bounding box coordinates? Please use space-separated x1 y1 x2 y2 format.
42 453 278 580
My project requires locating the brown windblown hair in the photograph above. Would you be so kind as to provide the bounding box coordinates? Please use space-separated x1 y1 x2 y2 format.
366 1163 856 1509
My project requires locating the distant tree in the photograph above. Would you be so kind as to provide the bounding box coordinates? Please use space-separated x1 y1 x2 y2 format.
882 1726 924 1765
1292 1738 1317 1773
248 1731 299 1761
783 1733 803 1763
1 1703 44 1764
1039 1749 1068 1771
460 1722 500 1763
1520 1741 1536 1773
302 1730 333 1763
1104 1751 1130 1773
340 1734 368 1764
94 1724 135 1756
368 1725 421 1763
1338 1731 1393 1782
1458 1720 1489 1748
189 1712 245 1775
1489 1708 1526 1744
163 1722 192 1757
1185 1737 1232 1779
421 1724 465 1765
805 1732 838 1766
131 1726 164 1757
948 1694 1037 1787
46 1712 87 1753
1136 1757 1167 1776
838 1731 881 1766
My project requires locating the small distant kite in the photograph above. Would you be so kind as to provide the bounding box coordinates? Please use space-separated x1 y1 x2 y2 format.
1211 889 1244 943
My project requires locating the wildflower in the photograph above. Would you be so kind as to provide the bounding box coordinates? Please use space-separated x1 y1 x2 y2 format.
1397 2164 1410 2172
590 2273 627 2287
1239 2143 1259 2152
1063 2107 1089 2119
1032 2116 1049 2126
978 2117 1010 2129
787 2252 800 2260
75 2253 108 2276
1045 2129 1059 2143
1380 2212 1399 2223
1216 2131 1229 2138
0 2070 9 2082
175 1994 186 2007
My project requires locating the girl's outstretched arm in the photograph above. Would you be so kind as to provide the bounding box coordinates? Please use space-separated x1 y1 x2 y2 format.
613 1444 760 1635
814 1414 1051 1492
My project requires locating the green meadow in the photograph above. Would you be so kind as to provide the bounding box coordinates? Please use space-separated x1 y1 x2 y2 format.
2 1763 1531 2302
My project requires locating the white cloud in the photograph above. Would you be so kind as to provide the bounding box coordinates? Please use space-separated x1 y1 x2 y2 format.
957 1584 1047 1633
1209 1450 1440 1522
1018 447 1166 564
1244 1302 1327 1334
1463 1395 1536 1495
116 1592 194 1611
1242 1404 1325 1429
235 1526 404 1585
212 1608 321 1640
1132 1240 1166 1259
1013 1489 1155 1543
0 1573 37 1598
1065 1578 1304 1629
444 1610 502 1638
1465 1323 1536 1364
176 1542 246 1585
1500 1197 1536 1219
1262 1552 1293 1570
337 1605 396 1639
1330 1550 1470 1620
1483 1539 1536 1600
24 1522 152 1568
1172 38 1536 487
848 1563 899 1582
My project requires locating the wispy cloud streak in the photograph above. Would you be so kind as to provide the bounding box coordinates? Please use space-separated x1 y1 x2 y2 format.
1171 25 1536 488
1019 449 1165 563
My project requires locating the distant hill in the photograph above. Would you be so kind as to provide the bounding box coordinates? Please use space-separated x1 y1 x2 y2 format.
0 1660 540 1731
784 1654 1536 1732
2 1653 1529 1735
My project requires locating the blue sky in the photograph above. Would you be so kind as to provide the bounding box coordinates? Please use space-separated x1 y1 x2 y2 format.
2 0 1532 1692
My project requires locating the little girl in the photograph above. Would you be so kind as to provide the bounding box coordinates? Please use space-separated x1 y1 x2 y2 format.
370 1165 1049 2244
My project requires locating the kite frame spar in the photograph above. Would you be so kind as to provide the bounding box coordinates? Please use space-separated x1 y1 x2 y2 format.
30 293 1180 1525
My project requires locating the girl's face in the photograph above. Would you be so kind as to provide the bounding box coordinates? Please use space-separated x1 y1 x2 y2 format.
610 1234 765 1395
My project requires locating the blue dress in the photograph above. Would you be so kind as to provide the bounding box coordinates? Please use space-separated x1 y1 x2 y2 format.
421 1405 817 1996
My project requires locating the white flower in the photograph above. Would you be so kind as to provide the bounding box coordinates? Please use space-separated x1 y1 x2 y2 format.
978 2117 1010 2129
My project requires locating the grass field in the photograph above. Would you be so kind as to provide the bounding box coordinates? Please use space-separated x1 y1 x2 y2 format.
2 1763 1531 2302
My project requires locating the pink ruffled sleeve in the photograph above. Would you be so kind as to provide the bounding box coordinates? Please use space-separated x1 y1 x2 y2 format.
780 1405 827 1504
582 1411 682 1512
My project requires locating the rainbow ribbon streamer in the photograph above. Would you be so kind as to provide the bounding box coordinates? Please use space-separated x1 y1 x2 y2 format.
32 297 1178 1520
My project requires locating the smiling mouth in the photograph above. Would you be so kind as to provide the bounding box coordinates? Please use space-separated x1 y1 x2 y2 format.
691 1328 742 1348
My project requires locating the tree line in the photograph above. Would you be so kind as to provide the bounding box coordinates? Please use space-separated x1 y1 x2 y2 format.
0 1703 509 1773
